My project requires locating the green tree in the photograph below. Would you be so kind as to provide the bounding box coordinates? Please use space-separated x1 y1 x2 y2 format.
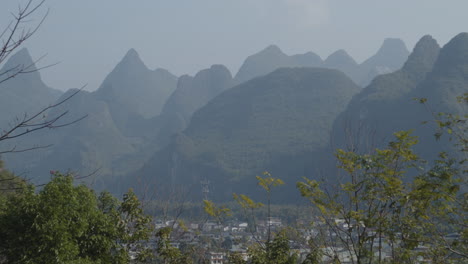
248 230 297 264
233 193 263 233
256 171 284 242
227 252 247 264
0 172 116 263
415 93 468 261
203 199 232 225
153 226 192 264
298 130 466 263
0 172 153 264
116 189 154 263
0 160 27 211
300 239 322 264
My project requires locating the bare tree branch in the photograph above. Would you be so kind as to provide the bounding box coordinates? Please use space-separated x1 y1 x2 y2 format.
0 144 52 154
0 0 47 61
0 86 87 144
0 1 89 193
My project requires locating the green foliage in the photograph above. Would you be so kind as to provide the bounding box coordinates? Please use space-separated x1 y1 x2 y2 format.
0 172 118 263
301 239 322 264
438 93 466 155
256 171 284 242
233 193 264 233
203 199 232 223
298 130 467 263
227 252 247 264
233 193 264 211
0 172 153 264
116 189 154 263
0 160 28 212
248 230 297 264
154 227 193 264
256 171 284 193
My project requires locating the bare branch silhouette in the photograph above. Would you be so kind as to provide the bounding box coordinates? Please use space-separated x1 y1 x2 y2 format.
0 1 88 192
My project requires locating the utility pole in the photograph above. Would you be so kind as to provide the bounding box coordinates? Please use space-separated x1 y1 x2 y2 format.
201 178 210 200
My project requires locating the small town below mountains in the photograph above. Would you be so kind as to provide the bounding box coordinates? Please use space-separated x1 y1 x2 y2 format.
142 215 462 263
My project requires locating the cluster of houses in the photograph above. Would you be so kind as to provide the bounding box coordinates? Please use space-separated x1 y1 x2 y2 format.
142 217 460 263
152 217 286 263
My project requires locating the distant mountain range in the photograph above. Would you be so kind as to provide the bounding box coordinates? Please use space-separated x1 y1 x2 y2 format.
1 34 466 201
234 38 410 86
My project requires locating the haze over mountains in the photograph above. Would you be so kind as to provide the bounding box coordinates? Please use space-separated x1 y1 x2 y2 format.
0 34 466 201
332 33 468 162
0 49 62 125
234 38 409 86
137 67 361 200
331 35 442 155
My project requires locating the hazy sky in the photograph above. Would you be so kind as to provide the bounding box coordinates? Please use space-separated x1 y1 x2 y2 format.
2 0 468 91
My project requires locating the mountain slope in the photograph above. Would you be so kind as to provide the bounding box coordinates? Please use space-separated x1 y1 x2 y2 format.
161 65 233 129
331 33 468 165
0 48 62 126
135 67 361 200
94 49 177 131
357 38 410 86
4 89 136 186
2 49 177 187
323 49 359 82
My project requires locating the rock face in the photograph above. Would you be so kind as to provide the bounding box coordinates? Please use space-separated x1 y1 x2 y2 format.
413 33 468 119
95 49 177 129
234 39 410 87
0 48 62 126
154 65 233 146
161 65 233 130
331 33 467 166
357 38 410 86
135 67 361 201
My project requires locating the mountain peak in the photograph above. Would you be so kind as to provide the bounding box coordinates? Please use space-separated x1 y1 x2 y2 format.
380 38 408 52
209 64 231 75
409 35 440 59
260 44 283 54
233 45 288 83
329 49 349 57
125 48 139 57
0 48 44 84
440 32 468 53
106 48 149 77
2 48 36 72
374 38 410 63
402 35 440 75
417 35 438 44
431 32 468 76
325 49 357 66
291 52 323 67
193 64 233 87
121 48 143 64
